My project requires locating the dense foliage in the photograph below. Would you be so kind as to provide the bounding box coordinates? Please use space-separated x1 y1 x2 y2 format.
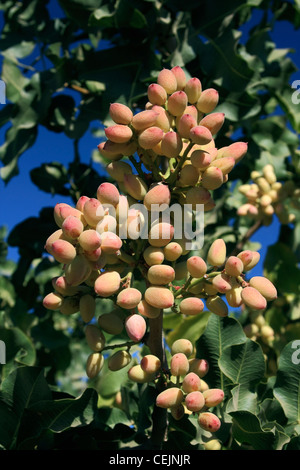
0 0 300 451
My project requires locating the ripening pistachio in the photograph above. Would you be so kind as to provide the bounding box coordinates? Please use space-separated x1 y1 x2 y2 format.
263 164 277 185
94 271 121 297
85 324 106 352
190 125 213 145
226 285 243 308
143 246 164 266
147 264 175 285
140 354 161 374
62 215 84 240
224 256 244 277
203 439 222 451
83 198 105 228
237 250 253 268
128 364 156 383
171 339 194 357
123 174 148 200
59 297 80 315
189 358 209 378
171 65 187 90
185 186 211 209
210 156 235 175
157 68 178 94
98 311 124 335
163 242 182 261
170 404 185 420
131 109 159 131
108 350 132 371
65 254 92 286
239 251 261 273
160 131 183 158
237 203 259 217
96 214 117 235
109 103 133 125
212 273 233 293
52 276 79 296
78 229 102 252
206 295 228 317
180 297 204 316
156 387 184 409
97 182 120 207
79 294 96 323
203 282 219 296
106 161 133 182
97 140 123 161
50 239 77 264
76 195 90 212
185 77 202 104
190 149 213 170
150 105 172 132
143 183 171 211
144 286 174 310
100 231 122 254
125 314 147 342
196 88 219 114
43 292 64 311
138 126 164 150
45 229 67 255
181 372 202 393
54 203 87 228
137 299 161 319
178 164 200 187
260 325 275 343
176 113 197 139
148 222 174 247
249 276 277 301
174 261 188 281
207 239 226 266
201 166 224 190
243 323 259 339
147 83 168 106
185 391 205 412
200 112 225 135
170 353 190 376
198 412 221 433
222 142 248 163
104 124 133 144
203 388 224 408
241 286 267 310
167 90 188 116
86 352 105 379
117 288 142 309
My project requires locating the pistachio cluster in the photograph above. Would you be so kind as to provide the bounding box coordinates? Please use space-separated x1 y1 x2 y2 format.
238 164 298 226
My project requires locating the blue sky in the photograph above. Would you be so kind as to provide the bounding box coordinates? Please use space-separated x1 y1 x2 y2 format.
0 1 299 278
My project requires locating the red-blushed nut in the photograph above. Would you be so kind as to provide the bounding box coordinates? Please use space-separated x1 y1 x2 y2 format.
241 286 267 310
198 412 221 432
125 314 147 342
156 387 184 408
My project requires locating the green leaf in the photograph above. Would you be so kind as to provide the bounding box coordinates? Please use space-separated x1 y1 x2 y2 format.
230 411 279 450
166 311 211 347
273 341 300 425
0 277 16 307
195 315 246 390
0 326 36 367
30 162 69 195
0 366 51 449
28 387 98 432
264 242 300 298
219 339 266 388
226 384 259 414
